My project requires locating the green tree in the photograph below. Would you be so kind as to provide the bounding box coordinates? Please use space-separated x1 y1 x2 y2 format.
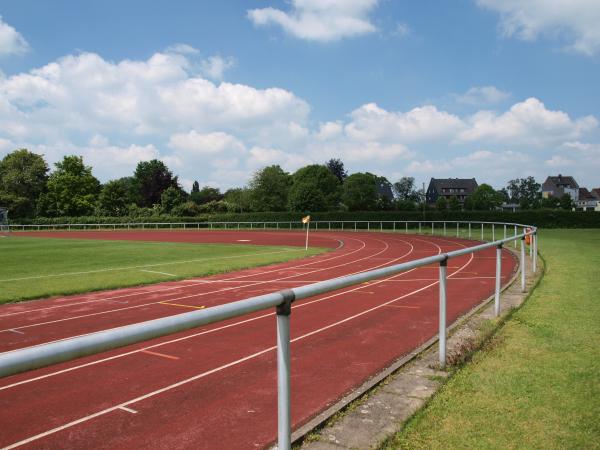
393 177 419 201
289 164 340 211
288 182 327 212
506 176 541 209
160 186 186 213
249 165 291 211
133 160 179 207
559 193 574 210
341 172 378 211
191 186 222 205
224 188 252 213
325 158 347 183
436 196 448 210
470 184 503 210
97 178 133 216
0 149 49 217
38 155 100 216
541 196 560 208
448 195 461 211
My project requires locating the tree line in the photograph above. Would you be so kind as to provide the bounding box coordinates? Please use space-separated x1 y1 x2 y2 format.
0 148 573 219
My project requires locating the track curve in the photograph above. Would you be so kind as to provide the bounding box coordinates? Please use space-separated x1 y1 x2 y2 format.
0 230 517 449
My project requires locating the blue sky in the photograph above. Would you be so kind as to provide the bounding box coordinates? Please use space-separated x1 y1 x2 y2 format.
1 0 599 191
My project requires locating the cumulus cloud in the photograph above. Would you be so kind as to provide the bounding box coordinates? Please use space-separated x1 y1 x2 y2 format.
168 130 245 155
0 16 29 56
248 0 379 42
454 86 510 106
477 0 600 55
345 103 464 142
200 55 235 80
459 97 598 146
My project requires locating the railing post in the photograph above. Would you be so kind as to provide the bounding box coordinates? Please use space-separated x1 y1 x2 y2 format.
533 232 538 273
393 221 395 232
468 222 471 238
405 222 408 234
514 225 517 248
276 290 294 450
432 222 434 235
492 224 495 241
419 222 421 234
439 258 448 369
456 222 459 237
521 237 527 293
495 244 502 317
443 221 446 236
481 223 484 240
503 224 507 240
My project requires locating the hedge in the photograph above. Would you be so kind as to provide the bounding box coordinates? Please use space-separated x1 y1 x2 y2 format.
9 209 600 228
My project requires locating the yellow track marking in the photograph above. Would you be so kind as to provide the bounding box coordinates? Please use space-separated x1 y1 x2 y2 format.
159 302 206 310
141 350 180 361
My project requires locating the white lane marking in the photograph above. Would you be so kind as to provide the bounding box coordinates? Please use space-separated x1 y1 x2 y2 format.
3 242 473 450
117 406 138 414
140 270 177 277
0 237 415 391
6 329 25 335
0 235 352 319
0 237 387 333
236 239 251 242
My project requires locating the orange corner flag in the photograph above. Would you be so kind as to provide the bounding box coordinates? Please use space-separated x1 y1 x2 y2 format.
302 215 311 224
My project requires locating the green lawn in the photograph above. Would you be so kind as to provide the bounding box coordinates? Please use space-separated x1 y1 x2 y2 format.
381 229 600 449
0 236 327 303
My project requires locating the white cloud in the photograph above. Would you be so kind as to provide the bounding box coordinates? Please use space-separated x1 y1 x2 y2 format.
345 103 464 142
200 55 235 81
393 22 411 37
454 86 510 106
0 16 29 56
248 146 312 172
460 97 598 146
168 130 245 155
248 0 379 42
477 0 600 55
545 155 574 167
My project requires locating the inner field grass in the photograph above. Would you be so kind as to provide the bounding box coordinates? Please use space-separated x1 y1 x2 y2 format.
0 236 327 303
380 229 600 449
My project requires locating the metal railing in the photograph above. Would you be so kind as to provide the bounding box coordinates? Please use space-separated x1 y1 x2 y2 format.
0 221 538 450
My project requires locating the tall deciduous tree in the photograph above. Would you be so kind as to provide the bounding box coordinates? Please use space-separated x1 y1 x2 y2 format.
0 149 49 217
341 172 379 211
325 158 347 183
393 177 419 201
506 177 541 209
224 188 252 213
133 160 179 207
161 186 186 213
249 165 291 211
289 164 340 211
191 186 222 205
38 155 100 216
469 184 503 210
97 178 133 216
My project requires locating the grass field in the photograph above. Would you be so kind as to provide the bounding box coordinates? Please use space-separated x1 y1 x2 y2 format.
380 229 600 449
0 236 327 304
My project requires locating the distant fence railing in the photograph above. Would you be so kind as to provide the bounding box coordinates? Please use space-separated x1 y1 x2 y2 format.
0 221 538 449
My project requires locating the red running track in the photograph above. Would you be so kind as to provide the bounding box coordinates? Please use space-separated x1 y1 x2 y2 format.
0 230 517 449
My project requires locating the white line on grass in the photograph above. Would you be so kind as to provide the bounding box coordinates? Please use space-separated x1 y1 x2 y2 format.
140 270 177 277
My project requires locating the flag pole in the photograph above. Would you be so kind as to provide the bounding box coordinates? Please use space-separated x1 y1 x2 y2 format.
305 221 309 250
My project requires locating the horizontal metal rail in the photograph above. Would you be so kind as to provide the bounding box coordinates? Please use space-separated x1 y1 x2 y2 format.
0 222 538 449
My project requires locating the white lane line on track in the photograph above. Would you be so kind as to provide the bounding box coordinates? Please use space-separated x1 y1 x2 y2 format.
0 235 351 319
0 236 390 333
140 270 177 277
6 329 24 335
0 237 415 391
117 406 138 414
3 239 473 449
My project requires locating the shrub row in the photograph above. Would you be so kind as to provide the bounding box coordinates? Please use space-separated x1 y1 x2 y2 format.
10 209 600 228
